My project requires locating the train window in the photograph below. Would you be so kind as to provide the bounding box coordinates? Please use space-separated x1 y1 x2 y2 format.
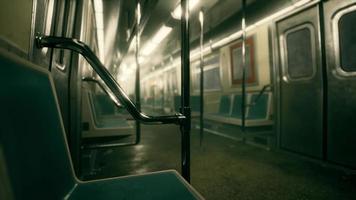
284 24 315 80
193 53 221 91
230 37 256 85
335 8 356 73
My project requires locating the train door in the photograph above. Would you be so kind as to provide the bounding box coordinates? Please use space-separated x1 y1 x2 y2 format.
50 0 76 134
323 0 356 168
276 5 324 158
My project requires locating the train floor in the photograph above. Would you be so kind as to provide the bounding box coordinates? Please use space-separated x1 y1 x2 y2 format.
81 124 356 200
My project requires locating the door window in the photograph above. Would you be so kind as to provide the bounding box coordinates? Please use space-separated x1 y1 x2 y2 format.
283 24 316 80
334 6 356 74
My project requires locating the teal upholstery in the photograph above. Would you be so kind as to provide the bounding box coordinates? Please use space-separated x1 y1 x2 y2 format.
191 95 200 112
0 50 202 200
247 93 269 120
70 171 200 200
93 94 116 115
231 94 243 118
88 93 130 129
218 95 231 116
0 50 76 199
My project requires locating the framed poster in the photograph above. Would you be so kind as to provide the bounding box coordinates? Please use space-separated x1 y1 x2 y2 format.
230 37 256 85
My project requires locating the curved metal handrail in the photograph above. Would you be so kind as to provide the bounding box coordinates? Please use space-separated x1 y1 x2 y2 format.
36 34 185 125
248 84 272 107
82 77 124 109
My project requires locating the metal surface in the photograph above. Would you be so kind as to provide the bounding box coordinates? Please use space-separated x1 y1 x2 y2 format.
135 3 142 147
323 0 356 168
241 0 247 136
276 5 323 158
180 0 191 182
199 9 204 147
36 35 185 125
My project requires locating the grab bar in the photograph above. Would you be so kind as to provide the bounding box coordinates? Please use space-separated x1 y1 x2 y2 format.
248 84 272 106
81 76 141 149
82 77 123 109
36 35 185 125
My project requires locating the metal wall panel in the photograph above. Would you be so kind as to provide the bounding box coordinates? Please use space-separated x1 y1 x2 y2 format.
323 0 356 168
276 5 324 158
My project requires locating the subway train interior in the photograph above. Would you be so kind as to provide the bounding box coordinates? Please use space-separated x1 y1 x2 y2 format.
1 0 356 199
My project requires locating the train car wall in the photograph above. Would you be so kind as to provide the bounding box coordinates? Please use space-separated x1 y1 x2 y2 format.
0 0 33 54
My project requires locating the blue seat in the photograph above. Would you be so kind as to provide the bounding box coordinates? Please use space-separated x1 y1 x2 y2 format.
218 95 232 116
0 49 202 200
247 93 269 120
191 95 201 113
231 94 244 118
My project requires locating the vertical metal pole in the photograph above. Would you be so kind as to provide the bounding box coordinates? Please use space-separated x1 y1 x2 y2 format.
241 0 247 138
135 2 141 144
180 0 191 182
199 10 204 147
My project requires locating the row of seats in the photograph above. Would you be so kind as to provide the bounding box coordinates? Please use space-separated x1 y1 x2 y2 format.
205 93 273 127
0 49 203 199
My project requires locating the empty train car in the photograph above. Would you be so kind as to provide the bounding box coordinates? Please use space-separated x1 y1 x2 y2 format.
0 0 355 199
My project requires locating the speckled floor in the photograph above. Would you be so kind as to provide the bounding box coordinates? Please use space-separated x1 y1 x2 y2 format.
81 124 356 200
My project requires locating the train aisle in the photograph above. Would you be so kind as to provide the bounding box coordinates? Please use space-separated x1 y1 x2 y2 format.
81 125 356 200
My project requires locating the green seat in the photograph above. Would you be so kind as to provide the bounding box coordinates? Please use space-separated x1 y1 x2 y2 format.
0 49 202 200
88 92 131 129
93 94 116 116
217 95 232 116
191 95 200 112
231 94 243 118
247 93 269 120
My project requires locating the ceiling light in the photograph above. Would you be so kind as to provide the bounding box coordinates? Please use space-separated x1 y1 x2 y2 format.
171 0 199 20
151 25 173 44
142 25 172 56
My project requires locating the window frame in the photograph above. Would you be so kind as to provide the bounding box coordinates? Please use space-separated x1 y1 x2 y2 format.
280 23 317 81
333 5 356 76
229 36 256 85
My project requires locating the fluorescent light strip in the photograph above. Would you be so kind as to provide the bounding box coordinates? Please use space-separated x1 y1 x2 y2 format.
141 25 172 56
94 0 105 62
190 0 315 60
142 0 316 81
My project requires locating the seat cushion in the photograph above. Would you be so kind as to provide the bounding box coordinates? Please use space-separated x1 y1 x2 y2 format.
70 170 203 200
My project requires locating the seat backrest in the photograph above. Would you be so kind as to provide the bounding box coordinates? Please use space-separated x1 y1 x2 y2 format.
93 93 116 116
191 95 200 112
218 95 231 115
231 94 243 118
247 93 269 120
0 50 76 199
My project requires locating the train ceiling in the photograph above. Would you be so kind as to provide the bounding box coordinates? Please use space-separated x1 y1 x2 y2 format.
99 0 303 72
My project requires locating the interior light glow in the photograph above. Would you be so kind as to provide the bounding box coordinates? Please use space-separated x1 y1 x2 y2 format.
95 13 104 29
94 0 105 62
190 0 316 61
141 25 172 56
94 0 103 12
199 10 204 25
137 3 141 24
171 0 199 19
151 25 173 44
